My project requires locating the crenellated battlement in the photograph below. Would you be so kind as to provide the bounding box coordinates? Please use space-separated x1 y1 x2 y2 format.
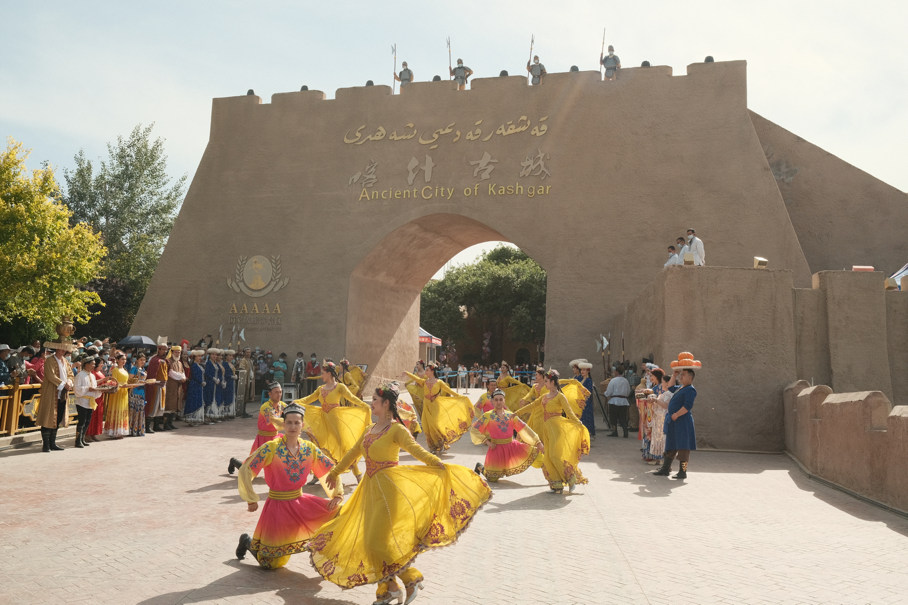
212 60 746 126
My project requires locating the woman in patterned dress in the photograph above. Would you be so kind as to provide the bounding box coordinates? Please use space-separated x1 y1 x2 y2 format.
515 369 590 494
127 353 147 436
403 362 473 455
471 388 543 482
307 384 491 605
235 403 341 569
294 360 371 483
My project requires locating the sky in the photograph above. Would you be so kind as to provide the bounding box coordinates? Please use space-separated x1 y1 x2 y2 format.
2 0 906 278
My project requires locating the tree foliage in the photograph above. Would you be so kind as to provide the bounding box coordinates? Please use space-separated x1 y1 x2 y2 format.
0 138 106 338
63 123 186 338
420 246 546 359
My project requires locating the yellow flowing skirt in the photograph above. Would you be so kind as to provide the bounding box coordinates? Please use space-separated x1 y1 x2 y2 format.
405 383 424 417
540 416 590 489
503 382 531 412
301 404 370 463
308 464 491 588
422 393 474 452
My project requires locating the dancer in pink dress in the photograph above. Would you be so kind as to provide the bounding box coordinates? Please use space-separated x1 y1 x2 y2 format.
471 388 544 482
235 403 341 569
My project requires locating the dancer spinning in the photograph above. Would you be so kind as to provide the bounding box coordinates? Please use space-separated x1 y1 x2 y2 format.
339 358 365 397
307 383 491 604
404 360 427 416
403 362 473 454
515 369 590 493
235 403 341 569
495 361 530 411
294 360 371 483
228 382 286 475
471 388 543 482
516 366 590 437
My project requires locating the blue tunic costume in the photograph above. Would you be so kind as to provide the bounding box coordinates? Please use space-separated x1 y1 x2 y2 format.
204 358 218 418
184 362 205 423
664 385 697 450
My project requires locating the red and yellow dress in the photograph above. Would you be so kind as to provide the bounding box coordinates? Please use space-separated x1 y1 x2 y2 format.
251 399 286 453
496 373 531 412
516 391 590 491
104 366 130 437
295 383 370 476
474 392 495 417
307 422 491 599
471 409 542 481
238 437 340 569
405 372 473 453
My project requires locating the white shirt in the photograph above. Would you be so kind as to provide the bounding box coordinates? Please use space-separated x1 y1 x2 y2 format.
689 236 705 265
604 375 631 406
54 355 68 394
74 370 101 408
664 253 681 267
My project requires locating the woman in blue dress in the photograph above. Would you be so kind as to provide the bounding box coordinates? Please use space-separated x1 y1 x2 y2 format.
184 350 206 425
653 367 697 479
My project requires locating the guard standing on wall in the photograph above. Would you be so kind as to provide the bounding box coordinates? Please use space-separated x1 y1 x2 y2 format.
527 55 546 85
601 45 621 80
450 58 473 90
394 61 413 86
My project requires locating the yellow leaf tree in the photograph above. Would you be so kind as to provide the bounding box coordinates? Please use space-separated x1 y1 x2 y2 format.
0 138 107 338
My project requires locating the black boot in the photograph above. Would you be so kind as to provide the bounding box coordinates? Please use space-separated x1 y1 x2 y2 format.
474 462 485 476
236 533 251 560
653 457 673 476
49 429 64 451
75 428 83 448
146 419 155 434
80 426 90 447
163 415 176 430
607 430 619 437
41 428 51 452
622 427 629 438
153 417 164 432
673 461 688 480
227 457 244 475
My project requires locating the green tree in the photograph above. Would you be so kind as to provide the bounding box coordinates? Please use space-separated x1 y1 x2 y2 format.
420 246 546 361
63 123 187 338
0 138 106 341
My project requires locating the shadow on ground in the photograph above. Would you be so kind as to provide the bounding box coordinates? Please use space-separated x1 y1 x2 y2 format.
136 560 360 605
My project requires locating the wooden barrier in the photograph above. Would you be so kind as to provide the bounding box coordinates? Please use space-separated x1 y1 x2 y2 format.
0 384 79 436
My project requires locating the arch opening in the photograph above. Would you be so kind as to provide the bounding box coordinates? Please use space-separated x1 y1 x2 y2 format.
346 213 546 389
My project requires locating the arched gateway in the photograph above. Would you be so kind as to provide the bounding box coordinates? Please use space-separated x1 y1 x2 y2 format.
132 60 903 396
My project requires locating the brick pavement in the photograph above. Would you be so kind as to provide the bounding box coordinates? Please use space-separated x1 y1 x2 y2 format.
1 391 906 604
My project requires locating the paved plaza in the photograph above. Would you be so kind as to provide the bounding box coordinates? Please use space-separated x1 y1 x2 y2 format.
1 391 906 605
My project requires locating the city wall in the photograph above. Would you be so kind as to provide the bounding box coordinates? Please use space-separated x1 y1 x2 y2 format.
606 267 906 454
783 382 908 513
134 61 820 384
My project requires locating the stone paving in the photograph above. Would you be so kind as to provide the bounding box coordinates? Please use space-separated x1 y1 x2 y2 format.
1 390 906 605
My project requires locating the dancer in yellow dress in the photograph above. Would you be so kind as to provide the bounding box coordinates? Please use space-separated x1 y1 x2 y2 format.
515 369 590 494
404 360 427 416
339 358 366 397
516 366 590 437
295 360 370 482
308 384 491 604
495 361 530 411
403 362 473 454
